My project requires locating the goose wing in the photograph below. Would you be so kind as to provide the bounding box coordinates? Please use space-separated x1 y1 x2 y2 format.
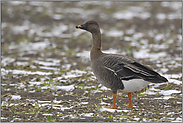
100 54 168 83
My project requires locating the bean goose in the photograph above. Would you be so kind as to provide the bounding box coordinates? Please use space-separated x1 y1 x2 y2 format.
76 21 168 109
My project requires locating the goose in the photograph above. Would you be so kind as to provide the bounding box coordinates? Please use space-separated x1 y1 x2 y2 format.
76 21 168 109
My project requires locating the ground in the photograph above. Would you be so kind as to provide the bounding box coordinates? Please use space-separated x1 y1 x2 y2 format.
1 1 182 122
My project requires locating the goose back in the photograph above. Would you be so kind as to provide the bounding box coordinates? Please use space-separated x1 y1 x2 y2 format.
96 53 168 83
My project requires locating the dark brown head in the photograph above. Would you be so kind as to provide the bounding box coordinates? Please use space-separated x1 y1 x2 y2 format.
76 21 100 33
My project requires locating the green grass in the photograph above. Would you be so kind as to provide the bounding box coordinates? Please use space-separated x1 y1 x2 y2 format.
138 94 145 97
164 86 173 90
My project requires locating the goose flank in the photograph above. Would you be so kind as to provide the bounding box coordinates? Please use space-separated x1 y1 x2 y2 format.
76 21 168 109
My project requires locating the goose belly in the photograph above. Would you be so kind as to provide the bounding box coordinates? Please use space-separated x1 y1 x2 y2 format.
122 79 151 92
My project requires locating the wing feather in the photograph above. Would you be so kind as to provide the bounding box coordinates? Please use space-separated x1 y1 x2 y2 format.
100 54 168 83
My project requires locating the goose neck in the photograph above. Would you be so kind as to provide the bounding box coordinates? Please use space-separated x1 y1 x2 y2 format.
91 31 101 50
90 32 102 60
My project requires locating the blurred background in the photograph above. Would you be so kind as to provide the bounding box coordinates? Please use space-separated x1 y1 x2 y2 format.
2 1 182 70
1 1 182 122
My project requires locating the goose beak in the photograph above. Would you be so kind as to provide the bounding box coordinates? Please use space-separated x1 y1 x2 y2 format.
76 23 87 30
76 25 82 28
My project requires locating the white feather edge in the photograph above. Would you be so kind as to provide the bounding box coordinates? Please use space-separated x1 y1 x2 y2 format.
103 66 118 76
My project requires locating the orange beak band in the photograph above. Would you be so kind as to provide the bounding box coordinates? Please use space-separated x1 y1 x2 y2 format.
76 25 82 28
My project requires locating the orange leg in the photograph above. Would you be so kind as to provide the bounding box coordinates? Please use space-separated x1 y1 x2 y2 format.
104 93 117 109
128 92 133 108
